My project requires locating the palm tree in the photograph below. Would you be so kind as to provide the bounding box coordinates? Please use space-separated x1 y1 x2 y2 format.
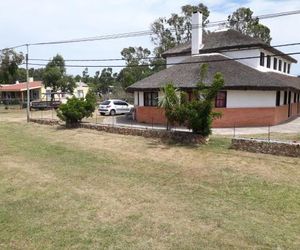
158 83 179 130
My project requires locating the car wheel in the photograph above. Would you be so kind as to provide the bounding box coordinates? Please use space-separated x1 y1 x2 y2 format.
110 110 116 116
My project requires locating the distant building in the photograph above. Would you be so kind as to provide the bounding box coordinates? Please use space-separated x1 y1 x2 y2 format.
0 78 90 105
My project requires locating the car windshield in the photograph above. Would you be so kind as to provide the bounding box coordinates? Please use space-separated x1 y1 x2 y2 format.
100 101 110 105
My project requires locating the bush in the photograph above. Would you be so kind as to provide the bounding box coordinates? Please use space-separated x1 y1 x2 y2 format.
160 65 224 136
57 91 96 127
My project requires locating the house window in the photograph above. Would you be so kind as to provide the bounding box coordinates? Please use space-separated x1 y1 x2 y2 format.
273 58 277 70
288 91 291 105
215 91 227 108
144 92 158 107
77 90 84 98
287 64 291 74
284 62 287 73
279 60 282 71
266 55 271 68
284 91 288 105
294 92 297 103
276 91 281 106
260 52 265 66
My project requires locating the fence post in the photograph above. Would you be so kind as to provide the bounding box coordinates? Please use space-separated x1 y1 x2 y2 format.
233 123 236 138
152 117 154 130
268 124 271 142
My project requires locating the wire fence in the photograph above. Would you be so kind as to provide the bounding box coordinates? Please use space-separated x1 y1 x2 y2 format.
0 104 298 143
230 122 299 143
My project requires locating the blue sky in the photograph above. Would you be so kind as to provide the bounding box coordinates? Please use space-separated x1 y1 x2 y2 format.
0 0 300 76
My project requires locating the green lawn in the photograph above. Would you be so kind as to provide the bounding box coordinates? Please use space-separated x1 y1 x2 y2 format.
0 121 300 249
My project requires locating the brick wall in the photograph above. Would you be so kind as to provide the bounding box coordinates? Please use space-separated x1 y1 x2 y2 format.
136 106 167 124
135 105 299 128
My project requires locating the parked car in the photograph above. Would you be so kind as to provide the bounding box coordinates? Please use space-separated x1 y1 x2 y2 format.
98 99 134 116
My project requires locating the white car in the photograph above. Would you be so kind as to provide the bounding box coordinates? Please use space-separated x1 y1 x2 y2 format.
98 99 134 116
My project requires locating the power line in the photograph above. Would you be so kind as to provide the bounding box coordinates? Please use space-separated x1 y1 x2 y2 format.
27 42 300 62
1 9 300 51
25 51 300 68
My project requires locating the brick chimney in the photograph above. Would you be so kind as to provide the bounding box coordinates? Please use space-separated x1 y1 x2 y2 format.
192 11 203 55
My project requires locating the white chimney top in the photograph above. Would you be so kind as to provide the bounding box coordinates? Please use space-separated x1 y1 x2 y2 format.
192 11 203 55
28 77 34 82
15 81 19 84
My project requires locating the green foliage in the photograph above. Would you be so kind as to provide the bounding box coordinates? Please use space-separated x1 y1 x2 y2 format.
43 54 76 100
228 7 271 44
0 50 24 84
158 83 180 129
92 67 118 96
57 91 96 127
151 3 210 56
160 64 224 136
118 47 154 89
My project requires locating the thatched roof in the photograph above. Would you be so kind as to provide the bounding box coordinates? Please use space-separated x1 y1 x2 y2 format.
127 54 300 92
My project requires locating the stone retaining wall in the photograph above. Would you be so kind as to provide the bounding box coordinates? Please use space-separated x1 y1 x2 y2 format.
30 118 60 126
231 138 300 158
29 118 206 144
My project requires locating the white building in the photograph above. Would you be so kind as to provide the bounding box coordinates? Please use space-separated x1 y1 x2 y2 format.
127 12 300 127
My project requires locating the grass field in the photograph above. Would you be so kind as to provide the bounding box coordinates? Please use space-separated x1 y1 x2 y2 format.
0 119 300 249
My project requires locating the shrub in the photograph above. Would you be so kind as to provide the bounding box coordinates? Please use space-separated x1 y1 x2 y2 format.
160 64 224 136
57 91 96 127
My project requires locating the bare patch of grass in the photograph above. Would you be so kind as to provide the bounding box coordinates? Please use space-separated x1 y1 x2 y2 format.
0 122 300 249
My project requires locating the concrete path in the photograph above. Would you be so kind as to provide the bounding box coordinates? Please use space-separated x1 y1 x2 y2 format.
103 115 300 136
213 117 300 135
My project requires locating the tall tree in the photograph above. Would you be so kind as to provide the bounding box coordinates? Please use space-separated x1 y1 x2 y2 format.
117 46 153 89
93 67 118 96
151 3 210 56
228 7 271 44
0 49 24 84
16 67 45 82
43 54 75 100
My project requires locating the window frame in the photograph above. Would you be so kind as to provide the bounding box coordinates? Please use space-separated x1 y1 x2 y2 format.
273 58 277 70
284 91 288 105
279 60 282 71
283 62 287 73
215 91 227 108
276 91 281 106
260 52 265 66
287 64 291 74
144 92 158 107
266 55 271 68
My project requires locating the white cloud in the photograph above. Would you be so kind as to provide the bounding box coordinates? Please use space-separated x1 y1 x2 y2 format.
0 0 299 75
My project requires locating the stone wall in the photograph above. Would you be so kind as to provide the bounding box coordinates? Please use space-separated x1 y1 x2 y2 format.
231 138 300 158
29 118 206 144
29 118 60 126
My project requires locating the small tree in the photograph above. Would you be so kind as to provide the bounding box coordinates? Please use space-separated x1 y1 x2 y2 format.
158 83 180 130
57 91 96 127
160 64 224 136
43 54 76 101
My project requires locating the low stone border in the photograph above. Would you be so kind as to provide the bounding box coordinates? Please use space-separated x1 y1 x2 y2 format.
231 138 300 158
29 118 206 144
30 118 60 126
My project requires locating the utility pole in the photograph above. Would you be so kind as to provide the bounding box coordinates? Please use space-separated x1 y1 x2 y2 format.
26 44 30 122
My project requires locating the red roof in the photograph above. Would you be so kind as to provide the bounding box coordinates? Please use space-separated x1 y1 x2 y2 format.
0 81 43 92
